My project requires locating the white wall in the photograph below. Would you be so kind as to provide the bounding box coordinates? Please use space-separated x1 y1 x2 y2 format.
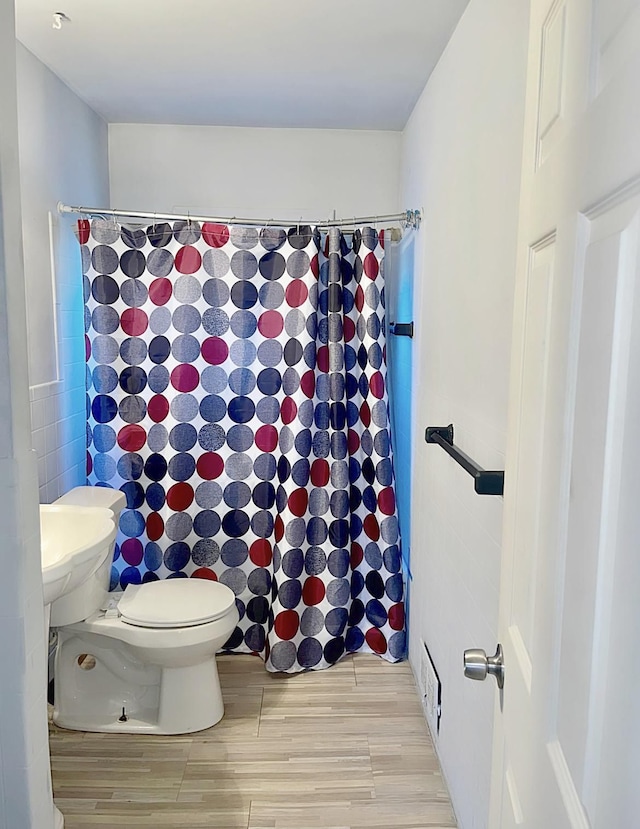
109 124 401 219
401 2 529 827
16 43 110 502
0 8 53 827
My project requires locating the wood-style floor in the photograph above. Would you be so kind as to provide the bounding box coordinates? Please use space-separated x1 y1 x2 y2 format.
50 654 457 829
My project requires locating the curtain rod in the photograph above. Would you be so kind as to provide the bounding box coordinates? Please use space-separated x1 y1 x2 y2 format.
57 202 422 230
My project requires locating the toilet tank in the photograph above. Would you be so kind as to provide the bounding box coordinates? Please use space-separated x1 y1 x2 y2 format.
50 486 126 626
54 486 127 520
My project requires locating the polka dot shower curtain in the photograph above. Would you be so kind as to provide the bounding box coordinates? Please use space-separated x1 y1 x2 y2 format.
79 218 405 672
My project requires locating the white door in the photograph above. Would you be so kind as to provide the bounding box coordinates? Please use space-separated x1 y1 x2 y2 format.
485 1 640 826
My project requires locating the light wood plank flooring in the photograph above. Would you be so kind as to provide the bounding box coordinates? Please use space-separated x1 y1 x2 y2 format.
50 654 457 829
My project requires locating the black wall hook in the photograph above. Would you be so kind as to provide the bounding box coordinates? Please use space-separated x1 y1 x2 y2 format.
425 424 504 496
389 321 414 338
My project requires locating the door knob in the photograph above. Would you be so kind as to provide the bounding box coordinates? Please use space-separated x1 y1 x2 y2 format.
463 644 504 689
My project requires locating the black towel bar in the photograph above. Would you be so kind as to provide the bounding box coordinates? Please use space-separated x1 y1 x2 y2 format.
425 424 504 496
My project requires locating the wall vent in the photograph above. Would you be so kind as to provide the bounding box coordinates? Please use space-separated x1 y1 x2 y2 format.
420 640 442 736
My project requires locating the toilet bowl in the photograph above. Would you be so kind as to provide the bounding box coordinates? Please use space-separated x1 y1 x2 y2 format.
50 486 239 735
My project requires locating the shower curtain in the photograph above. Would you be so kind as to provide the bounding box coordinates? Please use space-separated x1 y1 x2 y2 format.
79 218 405 672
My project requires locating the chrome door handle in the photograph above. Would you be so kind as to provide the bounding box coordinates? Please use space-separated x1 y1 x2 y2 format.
463 644 504 689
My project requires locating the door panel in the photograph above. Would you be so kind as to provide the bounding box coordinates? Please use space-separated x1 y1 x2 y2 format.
557 200 639 797
537 2 567 167
592 232 640 823
510 238 556 661
504 764 524 827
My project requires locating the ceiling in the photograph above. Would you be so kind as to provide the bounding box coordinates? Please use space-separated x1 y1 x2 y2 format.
15 0 470 130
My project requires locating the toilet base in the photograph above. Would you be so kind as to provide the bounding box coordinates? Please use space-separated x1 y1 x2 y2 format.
53 593 238 735
54 655 226 735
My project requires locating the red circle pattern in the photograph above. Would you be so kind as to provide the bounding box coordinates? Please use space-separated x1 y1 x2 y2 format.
149 278 172 305
197 453 224 480
202 223 229 248
167 483 194 511
171 364 200 393
147 395 170 422
117 424 146 452
201 337 229 365
175 246 202 274
121 308 148 336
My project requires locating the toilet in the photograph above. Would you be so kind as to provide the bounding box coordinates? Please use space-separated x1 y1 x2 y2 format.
50 486 239 735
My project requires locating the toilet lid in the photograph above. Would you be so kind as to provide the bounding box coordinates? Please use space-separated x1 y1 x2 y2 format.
118 580 236 628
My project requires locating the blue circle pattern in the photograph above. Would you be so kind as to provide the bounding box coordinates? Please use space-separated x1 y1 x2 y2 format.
83 219 404 672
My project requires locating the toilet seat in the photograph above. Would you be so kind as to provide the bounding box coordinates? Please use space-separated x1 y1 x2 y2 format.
118 579 236 629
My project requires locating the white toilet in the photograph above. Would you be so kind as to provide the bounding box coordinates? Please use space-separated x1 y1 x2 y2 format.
51 486 239 735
